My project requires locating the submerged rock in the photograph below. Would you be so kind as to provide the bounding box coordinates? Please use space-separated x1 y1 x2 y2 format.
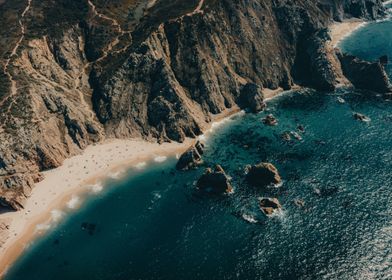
379 55 388 65
176 141 204 170
297 125 305 133
293 199 305 208
353 112 371 122
246 162 282 188
262 114 278 126
239 83 266 113
259 198 282 216
196 165 233 194
281 132 292 142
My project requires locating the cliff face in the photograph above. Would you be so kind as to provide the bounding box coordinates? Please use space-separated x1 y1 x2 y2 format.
0 0 386 210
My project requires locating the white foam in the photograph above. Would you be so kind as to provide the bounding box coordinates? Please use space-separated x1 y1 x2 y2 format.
135 161 147 169
154 156 167 163
90 182 103 193
109 170 123 179
66 195 80 209
35 223 51 232
50 209 64 222
198 134 207 141
242 214 258 224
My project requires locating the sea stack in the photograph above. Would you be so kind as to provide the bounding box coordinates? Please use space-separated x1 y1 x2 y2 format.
196 165 233 195
246 163 282 188
176 141 205 170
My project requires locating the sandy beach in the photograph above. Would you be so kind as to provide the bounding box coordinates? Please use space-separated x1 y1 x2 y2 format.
329 18 366 48
0 105 244 276
0 17 366 277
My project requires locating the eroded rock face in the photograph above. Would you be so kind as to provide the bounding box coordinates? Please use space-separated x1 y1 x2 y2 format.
239 83 266 113
337 52 392 94
246 163 282 188
196 165 233 194
176 141 204 170
0 0 386 209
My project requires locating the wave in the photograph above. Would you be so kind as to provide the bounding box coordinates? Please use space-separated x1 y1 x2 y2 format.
135 161 147 169
50 209 64 222
90 182 103 194
66 195 80 209
154 156 167 163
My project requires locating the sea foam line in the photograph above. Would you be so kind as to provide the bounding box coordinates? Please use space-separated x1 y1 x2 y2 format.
66 195 80 209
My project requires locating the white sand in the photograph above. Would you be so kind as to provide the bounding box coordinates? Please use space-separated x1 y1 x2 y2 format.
329 19 366 48
0 138 193 275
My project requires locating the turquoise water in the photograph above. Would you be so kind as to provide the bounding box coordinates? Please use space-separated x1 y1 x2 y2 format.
5 11 392 280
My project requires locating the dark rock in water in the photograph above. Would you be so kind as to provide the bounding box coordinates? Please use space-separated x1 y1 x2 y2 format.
337 51 392 94
246 162 282 188
239 83 266 113
353 112 371 122
281 132 292 142
262 114 278 126
176 141 204 170
297 125 305 132
81 222 97 236
314 186 339 197
259 198 282 215
379 55 388 65
196 165 233 195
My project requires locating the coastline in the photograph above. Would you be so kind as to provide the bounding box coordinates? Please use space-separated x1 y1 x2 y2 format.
0 17 366 277
0 106 241 276
329 18 366 48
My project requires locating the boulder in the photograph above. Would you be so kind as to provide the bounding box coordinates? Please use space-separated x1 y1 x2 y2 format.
353 112 371 122
262 114 278 126
379 55 388 65
259 198 282 215
337 51 392 94
196 165 233 194
246 162 282 188
239 83 266 113
176 141 204 170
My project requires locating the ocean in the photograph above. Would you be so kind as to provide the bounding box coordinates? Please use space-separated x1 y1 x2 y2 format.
5 6 392 280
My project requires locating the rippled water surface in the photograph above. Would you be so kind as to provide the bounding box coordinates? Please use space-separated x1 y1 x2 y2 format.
5 9 392 280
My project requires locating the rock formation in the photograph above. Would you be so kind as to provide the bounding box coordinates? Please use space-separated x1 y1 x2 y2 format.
259 198 282 215
176 141 204 170
0 0 386 210
196 165 233 194
246 163 282 188
337 52 392 93
239 83 266 113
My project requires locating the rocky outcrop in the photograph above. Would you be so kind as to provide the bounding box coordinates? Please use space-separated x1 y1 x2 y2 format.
0 0 386 210
262 114 278 126
176 141 204 170
246 163 282 188
196 165 233 194
259 198 282 215
337 52 392 93
239 83 266 113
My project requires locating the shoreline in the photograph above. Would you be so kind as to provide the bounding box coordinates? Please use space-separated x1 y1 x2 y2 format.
0 17 366 277
0 106 241 276
329 18 366 48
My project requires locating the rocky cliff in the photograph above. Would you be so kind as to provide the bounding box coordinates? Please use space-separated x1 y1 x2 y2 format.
0 0 387 210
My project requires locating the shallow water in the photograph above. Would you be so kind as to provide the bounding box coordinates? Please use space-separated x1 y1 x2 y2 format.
5 10 392 280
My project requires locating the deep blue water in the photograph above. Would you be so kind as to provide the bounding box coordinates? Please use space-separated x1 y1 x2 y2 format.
5 8 392 280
